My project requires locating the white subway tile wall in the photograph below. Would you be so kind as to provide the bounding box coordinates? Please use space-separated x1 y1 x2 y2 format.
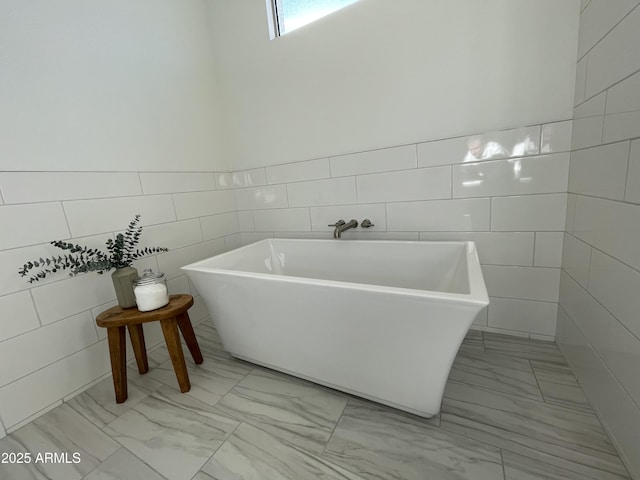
331 145 416 176
232 121 571 347
558 1 640 477
266 158 330 184
0 170 239 434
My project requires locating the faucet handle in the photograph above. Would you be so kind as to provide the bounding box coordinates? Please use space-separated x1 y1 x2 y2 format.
328 219 346 227
361 219 375 228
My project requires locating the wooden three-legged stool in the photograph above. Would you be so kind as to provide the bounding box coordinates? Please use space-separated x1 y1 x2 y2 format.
96 294 203 403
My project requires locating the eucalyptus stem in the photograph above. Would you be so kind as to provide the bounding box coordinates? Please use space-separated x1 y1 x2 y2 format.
19 214 168 283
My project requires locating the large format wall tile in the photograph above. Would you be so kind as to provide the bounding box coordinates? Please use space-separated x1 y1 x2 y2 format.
0 291 40 342
357 166 451 203
331 145 416 177
387 198 490 231
0 172 142 203
140 172 216 194
173 190 236 219
584 4 640 97
0 311 98 386
64 195 176 237
266 158 330 184
577 0 640 59
287 177 356 207
0 203 70 250
626 140 640 203
420 232 535 266
568 142 630 200
491 194 567 231
572 195 640 271
0 342 110 429
453 154 569 199
587 250 640 339
234 185 288 210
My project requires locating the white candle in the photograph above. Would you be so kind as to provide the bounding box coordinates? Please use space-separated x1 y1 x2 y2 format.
134 282 169 312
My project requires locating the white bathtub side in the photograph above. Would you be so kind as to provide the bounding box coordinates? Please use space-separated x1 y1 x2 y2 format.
185 269 485 417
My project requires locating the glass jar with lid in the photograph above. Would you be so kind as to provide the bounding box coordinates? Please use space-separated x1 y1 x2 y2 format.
133 269 169 312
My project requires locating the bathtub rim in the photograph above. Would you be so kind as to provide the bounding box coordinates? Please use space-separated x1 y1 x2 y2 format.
182 238 489 307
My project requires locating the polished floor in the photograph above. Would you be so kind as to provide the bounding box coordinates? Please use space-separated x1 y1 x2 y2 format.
0 321 631 480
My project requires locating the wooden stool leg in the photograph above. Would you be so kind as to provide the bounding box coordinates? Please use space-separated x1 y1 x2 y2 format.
160 317 190 393
127 324 149 374
176 312 203 365
107 326 127 403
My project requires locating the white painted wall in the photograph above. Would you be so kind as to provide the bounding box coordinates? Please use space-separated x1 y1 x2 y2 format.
209 0 580 170
558 2 640 478
0 0 228 172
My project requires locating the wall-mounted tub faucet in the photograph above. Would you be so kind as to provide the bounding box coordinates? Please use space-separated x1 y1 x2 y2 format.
329 219 358 238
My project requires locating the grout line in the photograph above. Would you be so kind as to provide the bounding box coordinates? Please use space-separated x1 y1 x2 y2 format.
601 89 608 142
60 201 73 238
622 141 632 201
561 257 640 347
5 400 63 434
558 304 640 413
564 205 640 277
576 3 640 64
529 359 547 403
137 172 144 195
321 399 349 456
28 289 44 328
234 120 571 173
577 65 640 110
0 336 106 389
499 449 507 480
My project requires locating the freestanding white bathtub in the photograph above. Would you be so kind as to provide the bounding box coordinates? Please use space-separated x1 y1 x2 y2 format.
182 238 488 418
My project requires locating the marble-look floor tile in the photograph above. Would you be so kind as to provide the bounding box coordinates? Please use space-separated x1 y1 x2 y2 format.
147 354 251 406
67 374 163 429
483 333 567 364
214 369 348 455
442 381 629 479
104 386 239 480
192 472 216 480
0 404 119 480
126 345 171 370
84 448 167 480
201 422 367 480
536 379 593 413
460 329 485 352
502 451 624 480
323 400 504 480
530 361 593 412
450 349 543 400
530 361 579 386
193 323 228 357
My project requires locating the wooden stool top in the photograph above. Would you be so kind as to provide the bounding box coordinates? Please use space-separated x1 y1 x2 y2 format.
96 294 194 328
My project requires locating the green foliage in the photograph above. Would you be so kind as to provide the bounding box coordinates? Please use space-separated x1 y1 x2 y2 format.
18 214 168 283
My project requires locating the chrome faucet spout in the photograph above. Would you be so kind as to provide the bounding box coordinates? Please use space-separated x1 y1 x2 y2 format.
333 219 358 238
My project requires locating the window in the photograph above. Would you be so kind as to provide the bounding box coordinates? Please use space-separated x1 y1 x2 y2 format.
268 0 360 37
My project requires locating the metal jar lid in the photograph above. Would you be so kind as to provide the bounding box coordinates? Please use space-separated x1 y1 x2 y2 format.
133 268 165 286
